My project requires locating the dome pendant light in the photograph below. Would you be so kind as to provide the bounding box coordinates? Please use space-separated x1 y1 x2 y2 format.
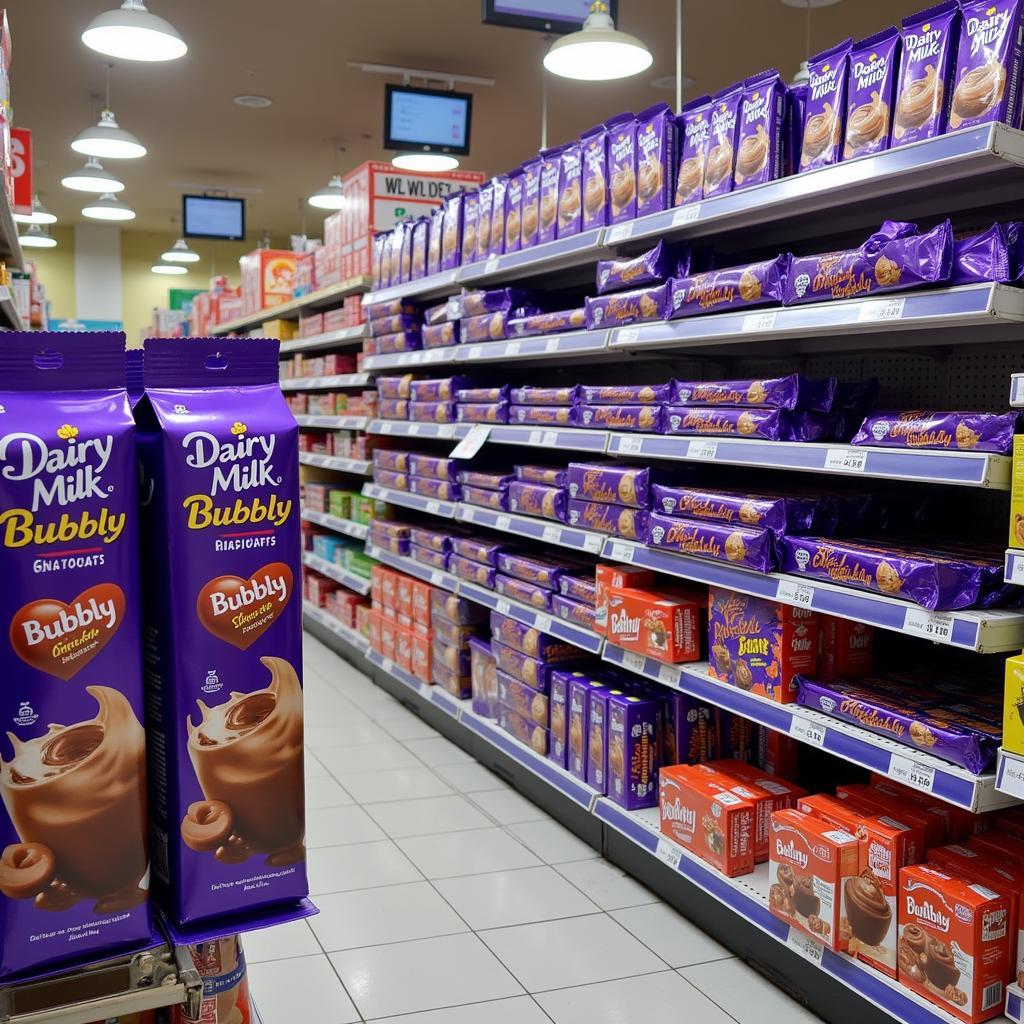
19 224 57 249
82 1 187 62
392 153 460 172
72 108 147 160
161 237 200 263
61 157 125 193
308 174 345 210
13 194 57 225
543 1 652 82
82 192 136 221
151 262 187 275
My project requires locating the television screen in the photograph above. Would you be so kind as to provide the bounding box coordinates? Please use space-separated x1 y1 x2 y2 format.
182 195 245 240
383 85 472 156
482 0 616 35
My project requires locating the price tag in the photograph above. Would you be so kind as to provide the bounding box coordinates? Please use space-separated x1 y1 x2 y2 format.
583 534 603 553
889 754 936 793
657 662 680 685
426 501 441 515
542 525 562 544
446 297 461 320
528 430 542 445
1000 755 1024 799
605 222 633 244
496 599 511 615
618 327 641 344
408 423 421 435
437 425 457 439
545 337 560 353
449 424 491 460
776 580 814 609
686 439 718 460
788 928 825 965
742 311 777 332
381 658 394 675
790 717 827 747
655 837 682 869
496 515 511 531
542 431 558 447
823 448 867 473
397 352 412 365
1010 554 1024 586
609 542 634 563
380 421 393 434
535 613 553 633
467 346 483 361
904 608 954 643
616 435 644 454
622 650 646 674
425 349 443 363
430 570 444 586
506 341 521 356
484 255 500 274
671 204 701 227
858 296 906 322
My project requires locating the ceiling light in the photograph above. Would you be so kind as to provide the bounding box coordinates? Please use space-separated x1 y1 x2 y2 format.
308 174 345 210
233 94 272 108
151 262 187 275
61 157 125 193
392 153 460 172
82 192 136 221
82 1 187 62
543 0 652 82
72 109 146 160
13 195 57 225
161 237 200 262
19 224 57 248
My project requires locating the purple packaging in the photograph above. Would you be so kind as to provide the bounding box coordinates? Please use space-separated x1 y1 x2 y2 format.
508 308 587 336
581 382 672 405
844 28 901 160
375 375 414 400
431 589 488 626
367 529 408 556
734 70 786 189
365 299 421 321
461 288 536 316
449 553 498 588
584 283 668 330
850 409 1020 453
579 404 664 433
388 221 406 284
457 385 509 402
462 192 481 265
138 338 307 928
558 141 583 238
489 611 578 659
558 573 597 605
606 112 637 223
671 374 835 411
646 512 778 572
779 535 985 610
493 643 575 690
422 322 460 349
408 400 455 424
586 687 616 793
409 377 467 402
785 85 808 176
407 454 457 480
953 223 1014 282
462 311 511 343
581 124 609 230
457 469 513 489
552 593 598 632
667 255 790 319
494 573 554 610
369 313 421 337
663 405 802 441
372 232 387 288
434 642 471 678
516 465 568 487
510 405 582 427
508 480 566 521
538 146 563 244
675 95 712 205
461 484 510 511
376 398 408 421
442 192 463 271
497 704 548 755
409 476 460 502
669 693 718 766
950 0 1024 131
703 84 743 199
400 220 414 282
636 102 677 216
409 526 455 552
469 638 498 719
595 240 680 295
476 183 493 264
892 2 960 147
786 220 953 304
650 485 817 537
801 38 853 170
498 670 550 726
451 536 505 565
126 347 145 407
510 385 581 406
549 673 570 766
373 468 409 490
375 330 422 354
566 499 647 540
567 677 603 780
496 552 568 588
567 463 650 508
504 172 523 254
427 206 445 276
490 176 507 258
409 543 448 571
457 402 509 424
608 694 659 810
0 334 154 978
433 659 471 700
521 158 542 249
410 217 428 279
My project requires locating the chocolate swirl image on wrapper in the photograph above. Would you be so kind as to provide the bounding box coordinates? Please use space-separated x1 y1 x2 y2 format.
703 142 733 192
924 933 960 991
845 92 889 158
610 165 636 215
0 686 148 912
735 125 769 183
676 154 704 204
894 65 942 136
801 102 838 164
951 60 1006 128
844 872 892 948
793 874 820 919
584 171 605 216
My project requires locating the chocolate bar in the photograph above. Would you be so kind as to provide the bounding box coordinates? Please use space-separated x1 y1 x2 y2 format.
376 374 416 400
580 382 672 405
490 611 579 659
566 463 650 508
410 376 467 401
451 537 506 565
650 484 817 537
456 402 509 424
646 512 778 572
851 410 1021 454
448 553 498 588
461 484 510 511
407 453 457 481
408 400 455 423
670 374 836 411
409 476 461 502
377 398 408 420
580 404 665 433
558 573 598 605
667 256 789 319
585 283 668 330
952 223 1015 284
496 552 570 587
552 593 598 631
507 308 586 336
422 322 460 348
515 465 568 487
508 480 567 522
495 573 554 610
409 526 456 552
461 287 536 317
566 498 647 540
509 405 582 427
457 469 514 489
409 543 448 571
595 240 686 295
510 385 581 406
457 385 509 402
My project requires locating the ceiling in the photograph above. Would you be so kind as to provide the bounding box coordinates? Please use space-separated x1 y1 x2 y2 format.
10 0 938 240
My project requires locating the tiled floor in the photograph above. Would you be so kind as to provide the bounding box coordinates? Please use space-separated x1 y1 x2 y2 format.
246 633 824 1024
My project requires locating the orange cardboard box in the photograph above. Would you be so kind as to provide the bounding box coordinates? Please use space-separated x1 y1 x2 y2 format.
371 564 386 606
819 614 873 680
239 248 297 314
594 564 655 635
769 808 859 952
380 616 397 661
868 775 989 843
396 574 413 619
898 863 1011 1023
410 632 431 682
968 829 1024 868
380 568 398 609
711 759 807 812
411 580 432 628
380 602 397 622
394 626 413 673
368 610 383 654
836 782 944 850
606 586 702 663
684 763 774 864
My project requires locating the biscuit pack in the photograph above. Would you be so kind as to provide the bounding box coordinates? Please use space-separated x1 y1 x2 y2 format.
0 334 153 979
136 338 308 929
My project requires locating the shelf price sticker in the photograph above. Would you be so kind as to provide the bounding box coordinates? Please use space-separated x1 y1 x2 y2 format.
544 337 560 353
790 717 826 747
655 837 683 870
426 501 441 515
379 421 393 434
742 311 777 333
505 341 521 356
903 608 954 643
824 448 867 473
617 327 641 344
430 570 444 587
535 613 553 633
889 754 936 793
1000 756 1024 800
616 435 644 454
1009 554 1024 586
686 439 718 460
608 541 635 563
582 534 603 553
528 430 543 444
542 525 562 544
788 927 825 966
496 515 511 531
484 255 500 274
605 222 634 244
621 650 647 674
449 424 491 460
858 296 906 322
671 204 701 227
776 580 814 610
407 423 421 435
381 657 394 676
657 662 680 685
467 346 483 361
496 599 511 615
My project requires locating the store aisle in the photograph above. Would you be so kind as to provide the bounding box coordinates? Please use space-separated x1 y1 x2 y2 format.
245 633 823 1024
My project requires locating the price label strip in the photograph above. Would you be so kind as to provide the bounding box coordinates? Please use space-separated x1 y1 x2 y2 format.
889 754 936 793
449 424 490 460
776 580 814 610
686 440 718 460
655 837 683 870
621 650 647 674
1001 755 1024 800
789 716 827 748
823 448 867 473
788 927 825 965
858 296 906 322
1009 553 1024 586
903 608 954 643
616 435 644 454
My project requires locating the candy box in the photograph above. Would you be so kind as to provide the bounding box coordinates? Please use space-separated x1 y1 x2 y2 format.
605 586 702 663
667 693 717 767
549 673 570 767
659 765 756 877
594 564 656 635
689 763 774 864
586 686 620 794
836 782 945 849
489 611 578 659
410 632 431 682
469 637 498 718
819 614 873 680
567 676 604 780
394 625 413 673
497 670 549 726
410 580 432 629
498 703 548 755
608 693 660 809
715 759 807 812
968 829 1024 867
491 639 582 690
898 863 1011 1023
769 809 859 951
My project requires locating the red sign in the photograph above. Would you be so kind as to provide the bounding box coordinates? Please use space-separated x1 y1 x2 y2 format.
11 127 31 214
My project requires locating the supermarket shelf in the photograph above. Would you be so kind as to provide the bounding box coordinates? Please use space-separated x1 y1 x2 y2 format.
603 646 1009 812
602 538 1024 653
1006 550 1024 585
608 433 1011 489
363 346 458 370
302 600 369 654
456 503 604 555
293 414 367 430
362 268 460 307
608 284 1024 356
0 285 23 331
365 418 610 453
211 276 371 335
0 190 24 272
363 482 458 519
997 749 1024 801
460 228 607 286
280 325 367 353
281 373 371 390
298 452 371 475
301 551 371 595
368 419 460 440
365 543 461 593
300 508 369 540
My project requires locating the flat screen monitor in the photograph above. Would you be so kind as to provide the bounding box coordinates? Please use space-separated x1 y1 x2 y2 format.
383 84 472 156
182 194 246 240
482 0 617 35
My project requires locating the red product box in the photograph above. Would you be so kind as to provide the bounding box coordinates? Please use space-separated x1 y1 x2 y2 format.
239 248 297 314
684 762 774 864
299 313 324 338
380 617 397 661
836 782 945 850
323 306 348 332
659 764 756 877
969 829 1024 867
410 633 431 682
371 565 387 607
411 581 433 630
394 626 413 672
819 614 873 680
769 808 860 951
396 575 413 620
898 863 1011 1023
605 586 702 663
711 759 807 812
380 568 398 609
868 776 990 844
380 602 397 622
594 564 655 635
757 727 800 780
368 611 383 654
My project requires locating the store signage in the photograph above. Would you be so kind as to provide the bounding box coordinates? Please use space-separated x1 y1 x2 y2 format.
10 127 31 214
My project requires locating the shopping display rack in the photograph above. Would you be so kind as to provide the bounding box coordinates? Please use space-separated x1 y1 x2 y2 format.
290 124 1024 1024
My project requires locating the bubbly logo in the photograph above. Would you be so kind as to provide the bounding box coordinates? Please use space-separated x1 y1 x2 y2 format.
794 272 811 297
905 894 950 931
967 9 1010 55
794 548 811 570
182 424 280 496
904 25 942 63
650 525 666 544
662 798 696 832
775 838 808 868
870 420 890 440
819 696 836 713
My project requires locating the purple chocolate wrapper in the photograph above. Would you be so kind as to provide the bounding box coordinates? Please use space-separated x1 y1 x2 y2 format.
408 400 455 424
734 70 786 189
703 85 743 199
497 703 549 754
508 308 587 336
490 176 508 258
608 694 660 810
409 377 468 402
515 465 568 487
851 409 1021 453
496 552 569 588
663 405 791 440
566 499 647 540
462 311 510 343
510 405 582 427
671 374 835 411
558 142 583 238
779 535 985 609
457 385 509 402
786 220 953 304
581 382 672 405
566 463 650 508
595 240 685 295
376 375 415 400
498 671 550 725
461 484 510 511
606 112 637 224
952 223 1014 283
427 208 444 275
469 637 498 719
667 255 790 319
422 322 460 349
785 85 808 176
646 512 778 571
461 288 536 317
451 536 506 565
373 468 409 490
504 172 523 254
558 574 598 605
369 313 421 337
139 338 307 928
456 402 509 424
538 146 563 245
409 476 461 502
520 159 542 249
675 96 712 205
495 574 554 610
457 469 513 489
510 386 581 406
490 611 579 659
372 449 409 473
844 28 901 160
581 404 664 432
409 526 455 552
461 193 480 265
493 643 579 690
508 480 567 522
636 102 677 215
375 329 422 354
475 184 492 264
552 593 598 632
650 484 817 537
585 283 668 330
407 453 457 481
801 39 852 170
431 589 488 626
441 192 463 271
581 125 609 231
449 553 498 588
409 543 448 571
892 2 960 147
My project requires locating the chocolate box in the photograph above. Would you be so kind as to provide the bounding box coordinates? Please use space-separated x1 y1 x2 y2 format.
469 637 498 719
504 172 523 253
475 184 492 263
801 39 853 170
497 669 550 726
688 763 773 864
605 585 702 663
498 703 548 755
549 672 570 767
520 158 542 249
490 610 578 659
839 781 947 849
844 27 901 160
703 85 742 199
586 686 619 794
819 615 873 680
538 146 562 245
581 124 608 231
667 693 717 767
558 142 583 238
567 676 604 780
607 693 660 810
491 639 579 690
595 564 656 635
490 176 507 258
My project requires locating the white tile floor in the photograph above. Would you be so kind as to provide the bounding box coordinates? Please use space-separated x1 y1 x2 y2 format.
246 633 825 1023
